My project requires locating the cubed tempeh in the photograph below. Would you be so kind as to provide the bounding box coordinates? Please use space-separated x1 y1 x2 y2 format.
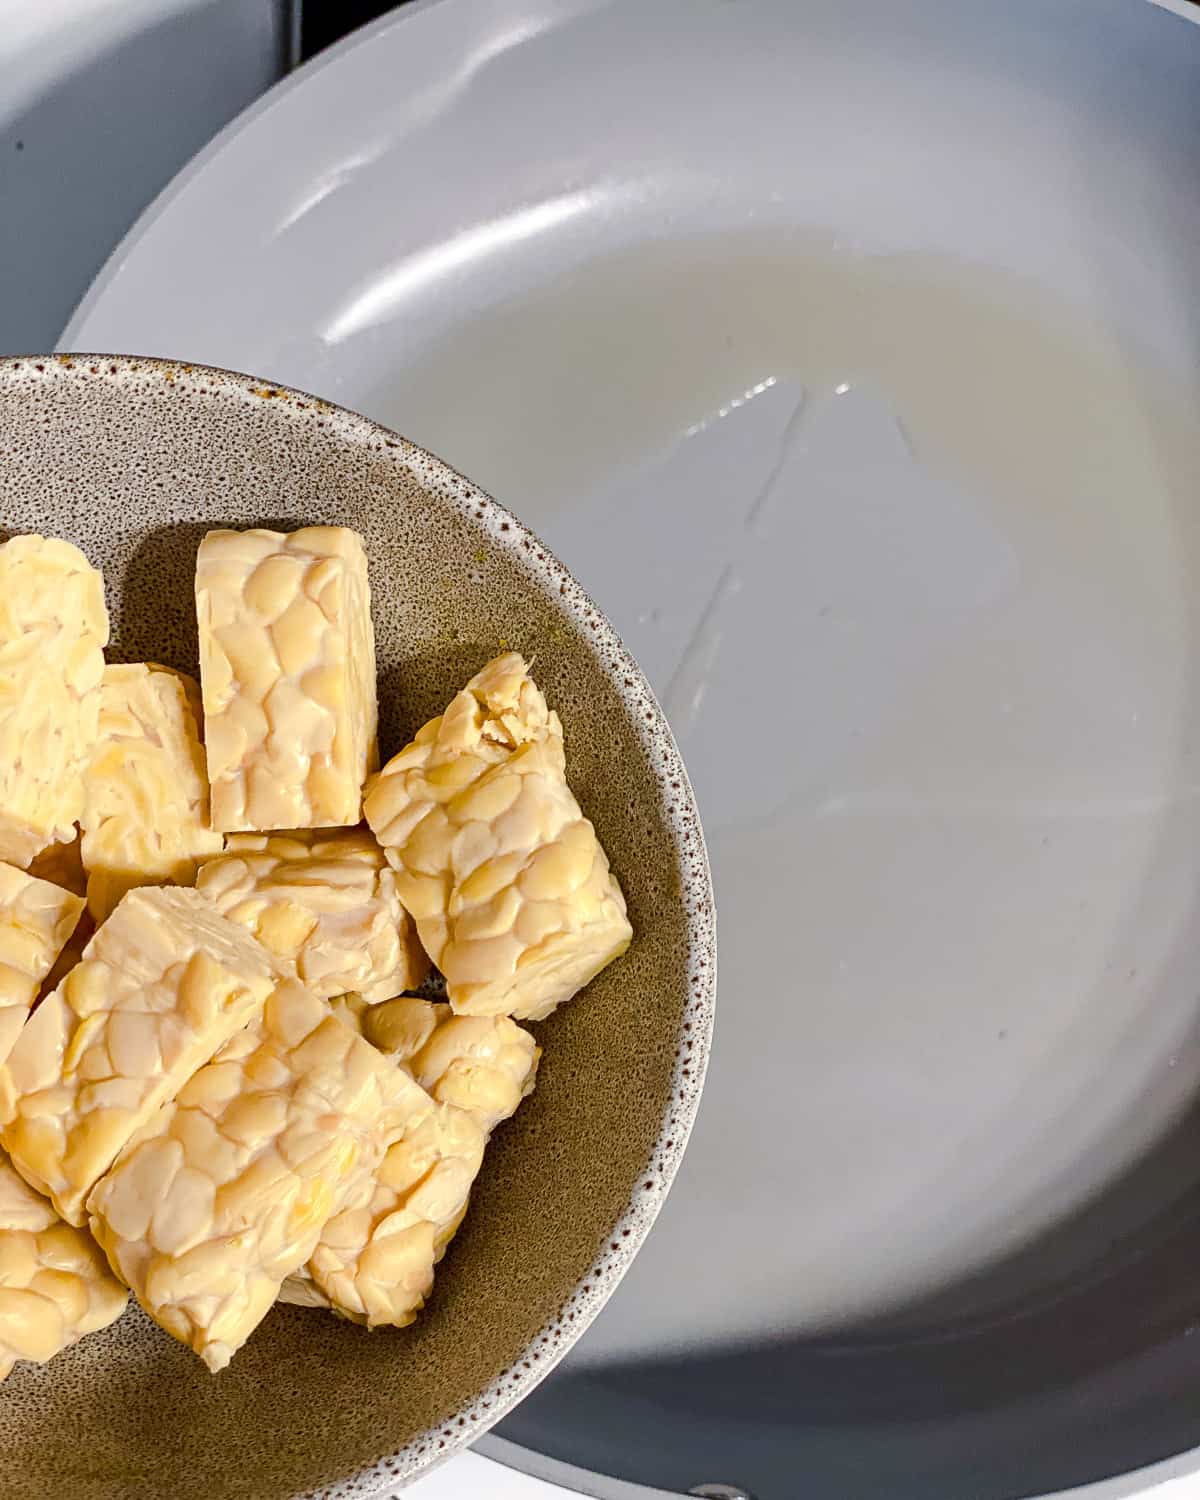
294 1105 481 1327
0 536 108 868
0 862 85 1071
365 998 539 1133
195 828 427 1003
0 886 277 1225
364 653 632 1020
0 1148 127 1382
283 999 538 1327
88 980 432 1372
82 664 224 922
195 527 378 833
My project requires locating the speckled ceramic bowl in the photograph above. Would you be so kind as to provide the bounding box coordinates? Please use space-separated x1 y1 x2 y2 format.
0 354 714 1499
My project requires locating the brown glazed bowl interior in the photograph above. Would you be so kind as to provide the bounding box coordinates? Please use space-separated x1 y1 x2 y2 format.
0 355 714 1499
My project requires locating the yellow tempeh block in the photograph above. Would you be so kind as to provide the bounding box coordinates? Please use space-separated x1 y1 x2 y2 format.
366 998 539 1133
0 886 277 1225
0 536 108 868
0 1148 126 1382
364 653 631 1020
88 980 431 1372
0 862 85 1071
281 998 538 1327
82 664 224 922
196 827 427 1003
195 527 378 833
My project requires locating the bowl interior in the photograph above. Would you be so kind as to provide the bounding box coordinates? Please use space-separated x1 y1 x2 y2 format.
0 355 713 1499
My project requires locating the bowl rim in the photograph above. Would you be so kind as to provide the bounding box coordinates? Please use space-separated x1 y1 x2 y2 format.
0 351 717 1497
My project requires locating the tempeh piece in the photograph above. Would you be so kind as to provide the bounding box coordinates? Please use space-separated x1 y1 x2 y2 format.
81 664 224 922
283 999 538 1327
196 828 427 1003
366 998 539 1132
328 991 370 1035
0 536 108 867
296 1105 481 1326
0 887 277 1225
364 653 632 1020
88 981 432 1372
195 527 378 833
0 1148 126 1382
0 862 85 1070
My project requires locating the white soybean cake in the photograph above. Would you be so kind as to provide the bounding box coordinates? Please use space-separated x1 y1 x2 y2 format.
195 528 378 833
0 862 85 1069
0 536 108 868
196 828 427 1003
89 981 432 1372
365 653 632 1020
81 663 224 922
0 886 277 1225
0 1148 127 1382
282 999 539 1328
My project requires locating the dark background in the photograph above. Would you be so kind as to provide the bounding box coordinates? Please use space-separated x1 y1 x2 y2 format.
300 0 407 62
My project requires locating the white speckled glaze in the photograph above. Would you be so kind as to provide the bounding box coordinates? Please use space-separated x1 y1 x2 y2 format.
0 353 715 1499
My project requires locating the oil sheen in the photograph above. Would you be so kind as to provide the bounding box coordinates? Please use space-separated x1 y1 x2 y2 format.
372 232 1200 1352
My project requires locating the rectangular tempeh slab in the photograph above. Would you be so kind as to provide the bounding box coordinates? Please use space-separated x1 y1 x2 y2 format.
0 536 108 868
89 980 432 1371
0 1148 127 1382
0 862 85 1071
195 828 427 1003
364 653 632 1020
0 886 278 1225
282 998 538 1326
195 527 378 832
82 664 224 922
